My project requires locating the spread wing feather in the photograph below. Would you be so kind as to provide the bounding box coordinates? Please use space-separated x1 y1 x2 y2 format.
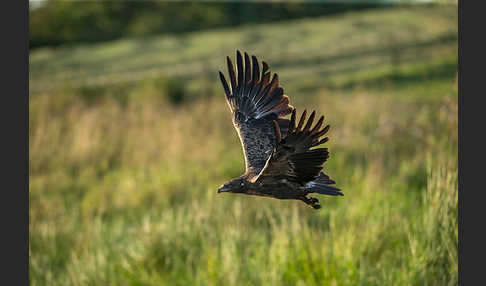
255 109 342 195
219 51 294 176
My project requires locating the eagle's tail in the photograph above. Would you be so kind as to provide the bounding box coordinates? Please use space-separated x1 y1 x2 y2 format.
306 172 343 196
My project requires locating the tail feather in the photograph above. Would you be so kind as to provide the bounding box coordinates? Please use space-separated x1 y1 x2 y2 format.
306 172 343 196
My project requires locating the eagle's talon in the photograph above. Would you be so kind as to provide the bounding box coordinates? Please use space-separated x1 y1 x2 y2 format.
300 196 320 209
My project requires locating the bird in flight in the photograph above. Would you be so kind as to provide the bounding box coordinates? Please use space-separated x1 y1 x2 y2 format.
217 51 342 209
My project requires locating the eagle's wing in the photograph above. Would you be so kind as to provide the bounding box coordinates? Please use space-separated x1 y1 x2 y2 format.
254 109 342 195
219 51 294 176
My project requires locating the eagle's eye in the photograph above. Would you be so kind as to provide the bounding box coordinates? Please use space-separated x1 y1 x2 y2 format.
240 182 244 186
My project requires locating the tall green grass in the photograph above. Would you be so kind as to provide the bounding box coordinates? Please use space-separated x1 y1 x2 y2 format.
29 5 457 286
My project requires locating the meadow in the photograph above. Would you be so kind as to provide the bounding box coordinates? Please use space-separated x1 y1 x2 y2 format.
29 5 458 285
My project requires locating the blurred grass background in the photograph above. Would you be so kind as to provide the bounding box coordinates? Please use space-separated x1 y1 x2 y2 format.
29 2 457 285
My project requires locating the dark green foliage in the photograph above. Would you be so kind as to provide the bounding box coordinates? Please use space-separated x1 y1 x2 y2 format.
163 77 187 105
30 2 381 49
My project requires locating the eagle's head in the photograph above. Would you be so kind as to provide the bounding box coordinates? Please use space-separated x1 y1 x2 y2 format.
217 178 248 194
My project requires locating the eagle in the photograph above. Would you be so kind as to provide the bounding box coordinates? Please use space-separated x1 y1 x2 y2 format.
217 51 342 209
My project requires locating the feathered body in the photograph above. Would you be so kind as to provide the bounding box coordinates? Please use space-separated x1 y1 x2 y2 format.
218 51 342 209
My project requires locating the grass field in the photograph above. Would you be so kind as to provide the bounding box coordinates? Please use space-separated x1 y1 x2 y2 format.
29 5 458 286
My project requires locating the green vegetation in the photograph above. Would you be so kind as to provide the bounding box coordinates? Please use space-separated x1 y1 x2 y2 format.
29 5 458 286
29 1 380 49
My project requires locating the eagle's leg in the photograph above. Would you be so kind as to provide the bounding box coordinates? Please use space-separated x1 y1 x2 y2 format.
299 196 321 209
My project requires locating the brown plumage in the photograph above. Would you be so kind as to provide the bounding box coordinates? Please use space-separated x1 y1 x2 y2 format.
217 51 342 209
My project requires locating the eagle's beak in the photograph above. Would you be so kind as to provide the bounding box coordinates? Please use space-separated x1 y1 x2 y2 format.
217 185 229 193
